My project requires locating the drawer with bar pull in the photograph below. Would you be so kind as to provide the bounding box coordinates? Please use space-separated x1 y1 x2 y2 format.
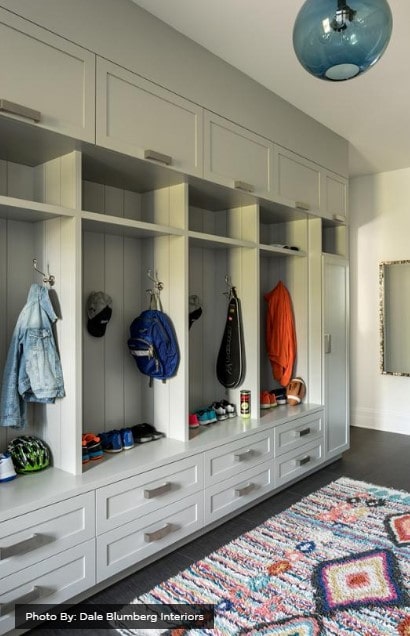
274 411 324 457
0 540 95 636
96 493 203 582
274 438 324 488
204 430 273 487
205 460 274 524
0 492 94 580
96 454 203 534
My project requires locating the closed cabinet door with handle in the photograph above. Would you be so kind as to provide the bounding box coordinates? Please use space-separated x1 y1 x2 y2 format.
204 110 273 198
273 144 320 213
96 58 203 177
0 9 95 142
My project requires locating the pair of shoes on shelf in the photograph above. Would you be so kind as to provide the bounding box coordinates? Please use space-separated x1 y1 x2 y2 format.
82 433 104 463
131 423 165 444
213 400 237 420
260 391 278 409
98 428 134 454
0 453 17 482
194 400 237 426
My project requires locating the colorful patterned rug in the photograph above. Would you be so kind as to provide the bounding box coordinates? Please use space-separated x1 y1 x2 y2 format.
118 477 410 635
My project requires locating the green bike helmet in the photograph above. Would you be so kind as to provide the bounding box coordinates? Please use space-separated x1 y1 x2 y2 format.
7 436 50 473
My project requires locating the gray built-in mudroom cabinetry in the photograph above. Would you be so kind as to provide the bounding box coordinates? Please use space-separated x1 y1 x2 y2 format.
0 2 349 633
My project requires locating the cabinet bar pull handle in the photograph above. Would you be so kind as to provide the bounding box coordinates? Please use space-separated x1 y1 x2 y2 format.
233 449 254 462
297 455 311 466
144 482 172 499
295 201 310 211
0 533 47 560
0 586 41 617
324 333 332 354
144 523 174 543
234 482 255 497
299 427 311 437
144 149 173 166
234 180 254 193
0 99 41 123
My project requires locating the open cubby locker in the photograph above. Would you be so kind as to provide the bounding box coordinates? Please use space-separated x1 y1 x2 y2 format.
322 218 348 257
259 209 309 410
0 152 80 474
81 169 188 455
188 197 259 421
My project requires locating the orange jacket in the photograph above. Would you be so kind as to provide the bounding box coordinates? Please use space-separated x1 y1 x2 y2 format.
264 281 297 387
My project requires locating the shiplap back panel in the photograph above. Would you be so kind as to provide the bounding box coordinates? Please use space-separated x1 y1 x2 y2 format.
82 231 144 433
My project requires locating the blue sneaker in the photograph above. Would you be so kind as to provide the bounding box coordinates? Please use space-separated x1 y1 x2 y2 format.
99 430 123 453
121 428 134 450
206 407 218 423
196 410 210 426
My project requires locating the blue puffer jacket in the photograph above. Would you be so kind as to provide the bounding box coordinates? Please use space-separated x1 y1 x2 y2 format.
0 284 65 428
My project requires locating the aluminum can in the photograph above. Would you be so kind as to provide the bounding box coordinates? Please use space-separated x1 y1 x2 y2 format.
240 390 251 418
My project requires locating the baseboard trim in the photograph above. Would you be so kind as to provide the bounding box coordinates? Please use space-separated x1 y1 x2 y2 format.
351 407 410 435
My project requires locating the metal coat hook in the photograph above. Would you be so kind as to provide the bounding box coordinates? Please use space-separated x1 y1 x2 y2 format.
33 259 55 286
224 274 237 300
147 269 164 293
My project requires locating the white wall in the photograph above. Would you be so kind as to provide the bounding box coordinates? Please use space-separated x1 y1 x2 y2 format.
350 168 410 434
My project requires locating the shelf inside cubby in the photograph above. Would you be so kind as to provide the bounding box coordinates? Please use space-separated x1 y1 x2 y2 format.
0 195 76 223
188 230 255 249
259 244 306 257
81 211 185 239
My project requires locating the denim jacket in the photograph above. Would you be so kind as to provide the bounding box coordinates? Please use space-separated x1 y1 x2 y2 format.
0 284 65 428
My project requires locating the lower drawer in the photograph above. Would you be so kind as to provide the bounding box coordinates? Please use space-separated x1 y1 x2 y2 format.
204 460 274 524
0 491 95 580
0 539 95 636
97 493 204 582
274 438 324 487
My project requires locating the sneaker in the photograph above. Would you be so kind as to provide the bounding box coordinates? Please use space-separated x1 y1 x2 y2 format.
98 430 123 453
82 433 103 461
260 391 272 409
120 428 134 450
196 410 210 426
0 453 17 482
221 400 237 418
212 402 228 421
206 407 218 423
189 414 200 428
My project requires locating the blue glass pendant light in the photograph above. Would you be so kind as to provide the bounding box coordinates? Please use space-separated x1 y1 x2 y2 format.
293 0 393 81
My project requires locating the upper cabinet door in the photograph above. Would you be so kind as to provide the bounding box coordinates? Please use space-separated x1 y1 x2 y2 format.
96 59 203 178
274 144 321 213
204 111 273 198
322 170 348 222
0 9 95 142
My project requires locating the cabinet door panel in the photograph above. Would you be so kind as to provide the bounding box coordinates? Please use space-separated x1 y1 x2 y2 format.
274 144 320 212
0 9 95 142
323 255 349 459
322 171 348 221
204 111 273 197
96 59 203 177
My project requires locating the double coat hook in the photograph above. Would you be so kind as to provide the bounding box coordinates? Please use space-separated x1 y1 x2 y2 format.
33 259 55 286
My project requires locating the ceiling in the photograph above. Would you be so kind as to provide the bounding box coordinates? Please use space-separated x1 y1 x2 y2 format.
131 0 409 177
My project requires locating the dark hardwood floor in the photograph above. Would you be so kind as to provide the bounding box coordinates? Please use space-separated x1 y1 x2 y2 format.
29 426 410 635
